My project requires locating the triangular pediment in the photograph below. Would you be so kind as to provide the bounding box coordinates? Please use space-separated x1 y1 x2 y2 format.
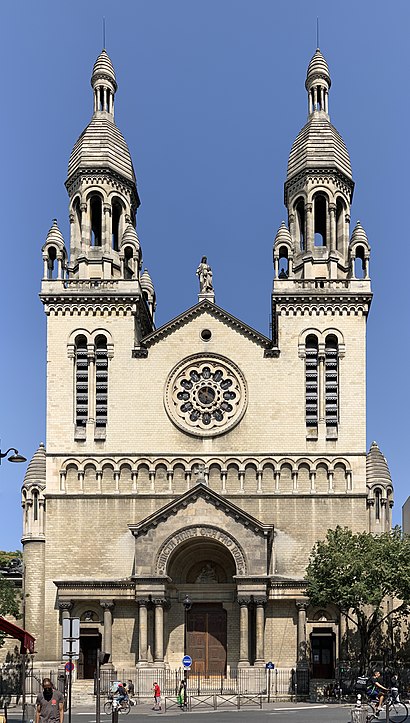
128 483 273 539
139 300 275 350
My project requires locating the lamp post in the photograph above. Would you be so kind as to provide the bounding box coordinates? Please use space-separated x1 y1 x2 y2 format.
182 595 192 709
0 447 27 465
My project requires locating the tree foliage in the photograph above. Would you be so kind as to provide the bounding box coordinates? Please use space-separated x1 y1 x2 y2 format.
305 526 410 671
0 550 22 568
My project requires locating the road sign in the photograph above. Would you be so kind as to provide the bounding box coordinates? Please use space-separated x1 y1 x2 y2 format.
266 661 275 670
65 662 75 672
63 637 80 659
62 617 80 660
182 655 192 668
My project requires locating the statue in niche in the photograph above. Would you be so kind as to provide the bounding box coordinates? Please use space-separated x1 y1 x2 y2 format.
196 256 214 293
82 610 96 622
195 562 218 583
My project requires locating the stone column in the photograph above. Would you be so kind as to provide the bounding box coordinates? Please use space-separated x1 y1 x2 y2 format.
59 601 73 622
101 601 114 659
138 600 149 664
296 601 308 667
238 598 250 666
254 599 266 666
329 203 336 252
153 600 165 665
306 203 313 253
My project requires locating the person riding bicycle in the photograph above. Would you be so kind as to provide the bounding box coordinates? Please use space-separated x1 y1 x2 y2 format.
111 682 128 708
367 670 388 715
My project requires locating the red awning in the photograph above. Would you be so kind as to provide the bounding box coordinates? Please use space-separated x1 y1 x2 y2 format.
0 616 35 653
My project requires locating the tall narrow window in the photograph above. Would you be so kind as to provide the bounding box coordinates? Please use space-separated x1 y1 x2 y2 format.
112 198 122 251
314 194 327 246
33 490 38 521
95 336 108 428
295 199 305 251
305 335 318 426
278 247 289 277
90 195 102 246
75 336 88 427
325 335 338 426
375 489 381 521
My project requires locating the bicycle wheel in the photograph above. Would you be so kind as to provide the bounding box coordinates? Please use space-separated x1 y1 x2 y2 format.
103 701 112 715
357 702 376 722
389 700 408 722
119 701 130 715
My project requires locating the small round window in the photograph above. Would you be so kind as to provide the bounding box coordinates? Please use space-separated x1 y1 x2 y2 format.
201 329 212 341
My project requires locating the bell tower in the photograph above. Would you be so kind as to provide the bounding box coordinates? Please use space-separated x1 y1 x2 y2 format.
65 50 142 282
271 48 372 448
273 49 370 285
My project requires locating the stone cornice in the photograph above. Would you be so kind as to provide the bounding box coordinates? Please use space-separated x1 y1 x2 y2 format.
140 300 275 351
128 482 274 538
284 167 355 204
65 168 139 208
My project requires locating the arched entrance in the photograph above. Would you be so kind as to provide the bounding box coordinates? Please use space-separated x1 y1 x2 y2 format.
167 538 236 674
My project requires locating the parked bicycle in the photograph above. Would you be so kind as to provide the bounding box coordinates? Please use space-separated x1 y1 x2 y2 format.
103 697 130 715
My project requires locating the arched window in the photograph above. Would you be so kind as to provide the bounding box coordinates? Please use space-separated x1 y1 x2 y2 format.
112 198 122 251
295 198 305 251
325 335 338 427
75 336 88 427
305 335 319 427
33 490 38 521
90 195 102 247
375 488 381 521
354 245 366 279
278 246 289 277
47 246 57 279
124 246 134 279
95 336 108 429
73 197 82 233
336 198 345 250
314 194 327 246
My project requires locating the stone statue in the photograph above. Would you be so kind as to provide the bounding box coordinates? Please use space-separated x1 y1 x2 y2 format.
196 256 214 293
195 562 218 583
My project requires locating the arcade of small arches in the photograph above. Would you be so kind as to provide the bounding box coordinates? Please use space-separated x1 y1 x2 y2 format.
56 456 355 495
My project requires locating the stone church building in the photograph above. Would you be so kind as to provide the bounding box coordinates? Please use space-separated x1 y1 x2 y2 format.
22 47 394 684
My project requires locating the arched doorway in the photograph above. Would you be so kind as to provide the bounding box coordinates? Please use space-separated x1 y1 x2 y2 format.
168 539 236 674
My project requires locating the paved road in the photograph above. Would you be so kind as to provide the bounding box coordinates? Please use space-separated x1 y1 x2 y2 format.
6 702 356 723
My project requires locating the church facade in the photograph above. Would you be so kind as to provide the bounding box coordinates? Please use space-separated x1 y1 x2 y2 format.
22 48 394 684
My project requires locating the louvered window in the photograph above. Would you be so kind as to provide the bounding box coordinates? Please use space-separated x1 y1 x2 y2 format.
325 335 338 427
95 336 108 428
75 336 88 427
305 335 318 426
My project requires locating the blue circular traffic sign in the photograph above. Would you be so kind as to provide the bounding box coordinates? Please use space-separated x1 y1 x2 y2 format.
182 655 192 668
65 662 75 672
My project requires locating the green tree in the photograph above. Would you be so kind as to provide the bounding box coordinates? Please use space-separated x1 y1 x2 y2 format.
0 550 22 567
305 526 410 672
0 551 23 647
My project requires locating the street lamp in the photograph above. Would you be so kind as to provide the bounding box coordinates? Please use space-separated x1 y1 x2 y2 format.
0 447 27 465
182 595 192 709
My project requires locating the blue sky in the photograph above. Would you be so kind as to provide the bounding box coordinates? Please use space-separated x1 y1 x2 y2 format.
0 0 408 549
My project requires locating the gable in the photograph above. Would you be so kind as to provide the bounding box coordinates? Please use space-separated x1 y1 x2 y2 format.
139 300 275 350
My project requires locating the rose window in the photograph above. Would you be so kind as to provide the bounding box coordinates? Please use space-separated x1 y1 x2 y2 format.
165 355 247 437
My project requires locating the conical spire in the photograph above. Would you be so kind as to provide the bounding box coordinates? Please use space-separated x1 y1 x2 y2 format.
22 443 46 488
305 48 331 116
366 441 392 486
91 49 117 118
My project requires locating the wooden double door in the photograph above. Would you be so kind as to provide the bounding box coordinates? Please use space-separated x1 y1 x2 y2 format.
186 603 227 674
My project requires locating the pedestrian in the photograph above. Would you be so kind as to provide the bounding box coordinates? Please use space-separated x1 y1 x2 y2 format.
126 679 135 705
177 679 187 709
153 681 161 711
35 678 64 723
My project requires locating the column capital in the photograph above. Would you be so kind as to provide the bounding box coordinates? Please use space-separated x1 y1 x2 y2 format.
100 600 115 610
138 598 150 607
296 600 309 612
152 598 167 608
254 597 267 607
58 601 73 612
237 596 251 606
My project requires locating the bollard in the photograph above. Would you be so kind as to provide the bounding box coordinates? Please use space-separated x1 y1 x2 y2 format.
386 699 390 723
112 706 119 723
